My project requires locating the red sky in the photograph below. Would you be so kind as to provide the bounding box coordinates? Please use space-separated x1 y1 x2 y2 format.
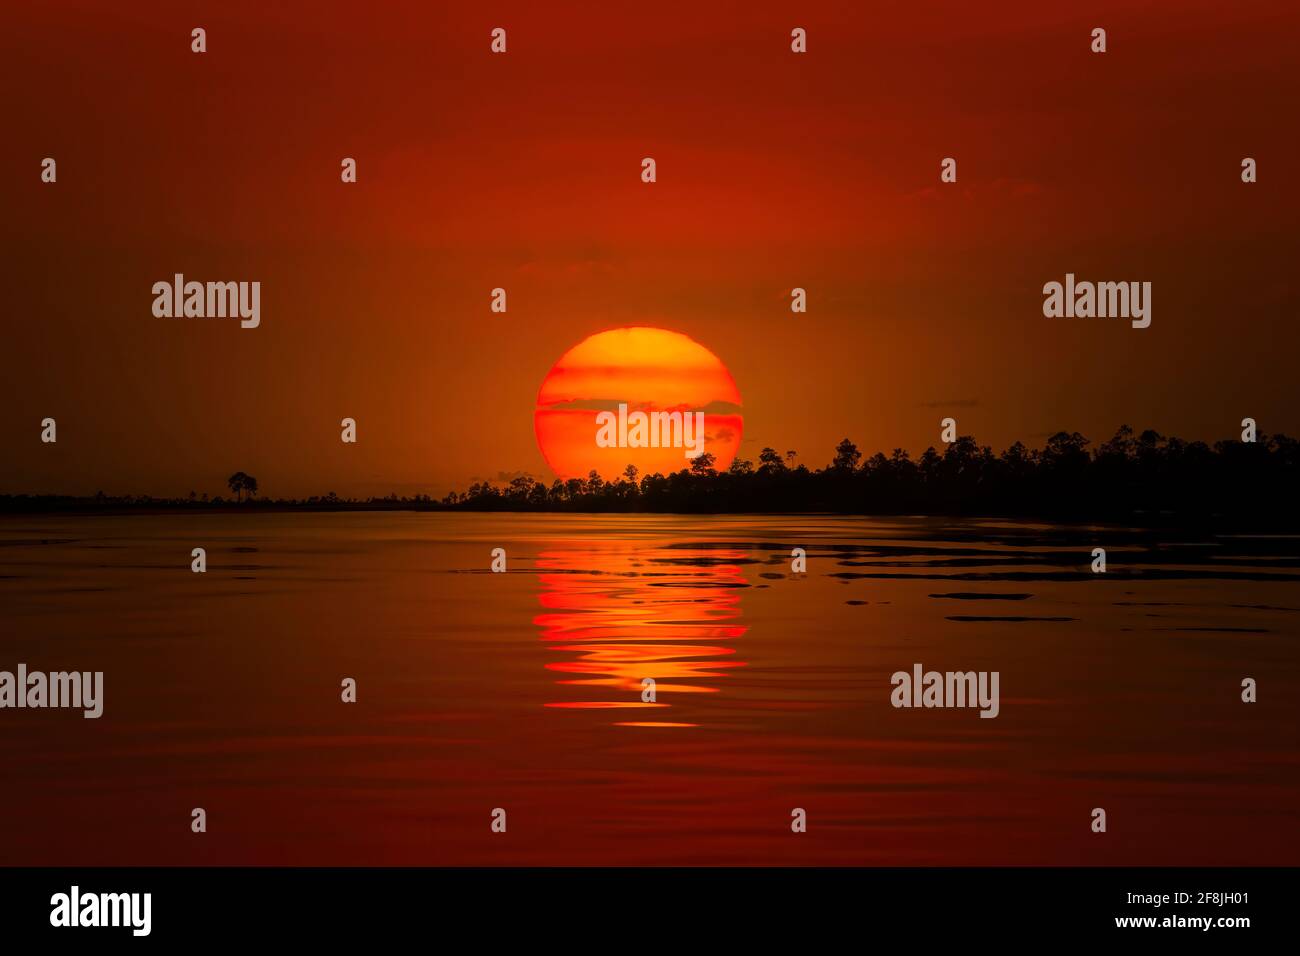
3 1 1297 498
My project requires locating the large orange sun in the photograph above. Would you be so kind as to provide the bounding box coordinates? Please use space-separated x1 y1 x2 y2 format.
535 327 743 481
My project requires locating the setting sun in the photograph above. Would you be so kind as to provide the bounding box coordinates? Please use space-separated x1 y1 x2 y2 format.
534 327 743 481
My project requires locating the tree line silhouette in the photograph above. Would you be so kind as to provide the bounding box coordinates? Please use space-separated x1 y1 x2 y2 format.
445 426 1297 522
2 426 1295 524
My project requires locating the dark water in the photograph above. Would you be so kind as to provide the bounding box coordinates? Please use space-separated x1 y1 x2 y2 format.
1 513 1297 865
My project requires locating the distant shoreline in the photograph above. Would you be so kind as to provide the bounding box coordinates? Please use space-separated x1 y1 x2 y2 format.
1 497 1296 532
6 425 1296 528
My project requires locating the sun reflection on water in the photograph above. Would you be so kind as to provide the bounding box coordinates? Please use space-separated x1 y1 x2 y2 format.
534 545 749 726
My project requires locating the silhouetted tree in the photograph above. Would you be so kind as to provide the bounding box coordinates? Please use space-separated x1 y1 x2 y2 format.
227 472 252 502
833 439 862 471
758 447 785 475
690 452 717 476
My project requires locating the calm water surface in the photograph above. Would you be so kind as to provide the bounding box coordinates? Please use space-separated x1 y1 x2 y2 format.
1 513 1297 865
